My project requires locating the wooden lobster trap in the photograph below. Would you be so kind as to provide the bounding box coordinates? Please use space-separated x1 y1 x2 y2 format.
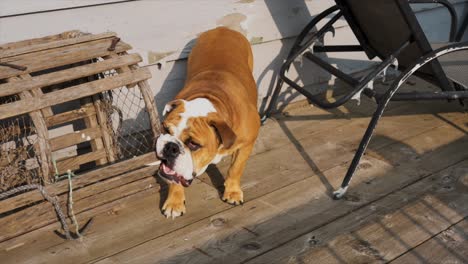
0 31 161 241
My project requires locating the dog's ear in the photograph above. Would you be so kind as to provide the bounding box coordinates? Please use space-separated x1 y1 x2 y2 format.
210 119 237 149
162 99 184 117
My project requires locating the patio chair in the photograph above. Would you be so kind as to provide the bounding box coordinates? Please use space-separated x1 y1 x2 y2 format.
262 0 468 199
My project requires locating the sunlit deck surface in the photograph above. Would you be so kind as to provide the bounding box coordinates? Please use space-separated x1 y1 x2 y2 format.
2 79 467 264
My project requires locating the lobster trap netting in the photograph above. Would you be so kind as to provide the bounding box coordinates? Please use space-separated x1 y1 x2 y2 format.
0 31 160 194
0 95 43 191
99 69 154 160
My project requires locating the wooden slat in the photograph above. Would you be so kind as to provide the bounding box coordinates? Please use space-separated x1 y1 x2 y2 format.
62 162 160 204
0 30 81 51
45 105 96 127
0 68 151 120
247 161 468 264
0 32 117 59
0 166 159 243
28 84 54 118
138 79 161 138
103 52 137 88
55 149 107 174
6 108 465 263
391 220 468 264
93 128 468 264
0 152 157 215
0 38 132 80
88 106 465 263
92 95 117 163
81 98 108 165
0 97 464 260
49 127 101 151
0 53 142 97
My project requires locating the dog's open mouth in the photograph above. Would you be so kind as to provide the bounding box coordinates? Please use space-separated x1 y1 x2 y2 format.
158 161 191 187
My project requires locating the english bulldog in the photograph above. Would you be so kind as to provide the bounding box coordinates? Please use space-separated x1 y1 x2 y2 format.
155 27 260 219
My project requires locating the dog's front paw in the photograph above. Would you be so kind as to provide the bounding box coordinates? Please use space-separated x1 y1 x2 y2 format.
162 198 186 219
222 183 244 205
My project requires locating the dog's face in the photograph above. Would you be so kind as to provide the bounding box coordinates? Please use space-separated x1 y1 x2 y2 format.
156 98 236 187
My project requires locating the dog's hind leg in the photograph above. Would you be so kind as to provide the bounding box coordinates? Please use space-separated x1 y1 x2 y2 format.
222 143 255 205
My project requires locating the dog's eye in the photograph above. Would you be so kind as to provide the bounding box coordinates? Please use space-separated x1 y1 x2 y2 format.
186 140 201 151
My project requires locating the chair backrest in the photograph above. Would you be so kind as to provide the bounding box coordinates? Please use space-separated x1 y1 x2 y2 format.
335 0 452 90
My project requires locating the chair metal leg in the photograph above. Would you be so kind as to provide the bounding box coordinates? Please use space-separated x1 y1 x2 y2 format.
332 99 389 199
261 77 284 123
333 75 405 199
333 42 468 199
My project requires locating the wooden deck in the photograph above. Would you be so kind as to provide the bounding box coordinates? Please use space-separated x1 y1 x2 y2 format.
1 81 467 264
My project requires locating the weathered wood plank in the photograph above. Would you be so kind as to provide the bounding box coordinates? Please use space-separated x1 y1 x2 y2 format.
0 53 142 97
91 95 117 163
81 98 108 166
4 107 465 264
0 38 132 80
62 162 160 204
0 152 157 215
0 184 160 262
103 52 137 88
0 68 151 120
94 124 468 264
138 79 161 137
201 101 466 186
49 126 101 151
0 32 116 58
45 105 96 127
246 161 468 264
0 165 159 243
0 30 82 50
391 219 468 264
18 73 55 118
55 149 107 174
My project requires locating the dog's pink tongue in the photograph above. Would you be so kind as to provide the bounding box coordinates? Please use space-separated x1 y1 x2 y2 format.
162 163 176 175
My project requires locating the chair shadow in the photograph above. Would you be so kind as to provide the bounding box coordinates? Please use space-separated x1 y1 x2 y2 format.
257 0 329 116
276 118 335 196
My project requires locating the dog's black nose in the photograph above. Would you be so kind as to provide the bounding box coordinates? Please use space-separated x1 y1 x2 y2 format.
163 142 180 159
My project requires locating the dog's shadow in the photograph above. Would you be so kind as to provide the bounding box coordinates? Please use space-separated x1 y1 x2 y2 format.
153 173 169 211
205 164 226 197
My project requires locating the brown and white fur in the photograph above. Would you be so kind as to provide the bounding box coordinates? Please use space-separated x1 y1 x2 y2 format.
155 27 260 219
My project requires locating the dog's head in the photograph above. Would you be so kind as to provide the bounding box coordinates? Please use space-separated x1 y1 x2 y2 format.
155 98 236 187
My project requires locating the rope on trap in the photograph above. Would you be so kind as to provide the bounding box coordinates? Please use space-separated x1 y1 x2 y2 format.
0 184 73 240
66 169 81 239
52 159 92 240
0 161 93 241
